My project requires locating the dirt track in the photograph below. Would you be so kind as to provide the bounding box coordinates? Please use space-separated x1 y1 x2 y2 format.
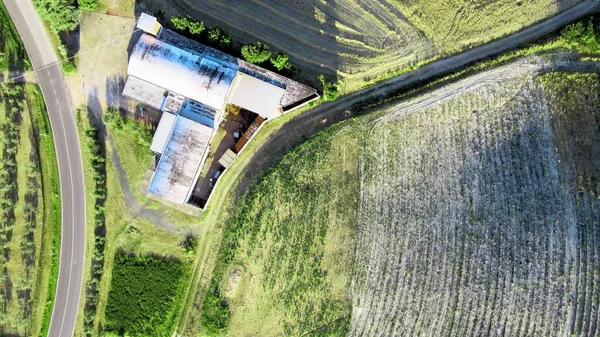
225 0 600 203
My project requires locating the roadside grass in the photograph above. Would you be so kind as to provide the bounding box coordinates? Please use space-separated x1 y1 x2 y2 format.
27 85 61 337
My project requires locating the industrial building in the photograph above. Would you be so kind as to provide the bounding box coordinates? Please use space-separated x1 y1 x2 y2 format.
123 14 318 207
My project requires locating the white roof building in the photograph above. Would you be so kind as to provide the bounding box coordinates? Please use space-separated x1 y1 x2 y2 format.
123 17 318 206
227 73 285 119
148 115 213 204
128 34 237 111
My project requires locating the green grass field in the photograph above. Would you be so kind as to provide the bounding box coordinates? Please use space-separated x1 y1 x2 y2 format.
198 125 362 336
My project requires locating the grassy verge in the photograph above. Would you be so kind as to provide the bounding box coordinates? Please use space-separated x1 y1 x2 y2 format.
28 84 61 337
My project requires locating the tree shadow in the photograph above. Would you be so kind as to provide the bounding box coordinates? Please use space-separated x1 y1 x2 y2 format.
133 0 340 90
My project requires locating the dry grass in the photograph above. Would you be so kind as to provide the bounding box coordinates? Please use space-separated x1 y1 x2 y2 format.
351 70 600 336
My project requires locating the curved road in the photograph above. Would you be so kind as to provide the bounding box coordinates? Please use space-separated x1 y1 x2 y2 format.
2 1 86 337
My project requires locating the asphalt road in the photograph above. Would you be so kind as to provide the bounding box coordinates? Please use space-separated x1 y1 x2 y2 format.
1 1 86 337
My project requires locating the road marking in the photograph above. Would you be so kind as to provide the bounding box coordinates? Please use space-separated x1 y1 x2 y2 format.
56 101 76 337
56 98 59 104
53 88 56 94
50 78 54 84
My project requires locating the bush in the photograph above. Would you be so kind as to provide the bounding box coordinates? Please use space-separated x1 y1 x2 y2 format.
171 16 190 31
61 61 77 74
78 0 99 11
318 75 340 101
33 0 80 32
188 20 205 35
219 33 232 48
207 27 222 44
104 253 189 337
241 42 271 64
270 53 291 71
561 22 600 53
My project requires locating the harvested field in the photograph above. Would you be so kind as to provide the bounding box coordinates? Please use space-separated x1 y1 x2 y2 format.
191 60 600 336
352 70 600 336
137 0 581 89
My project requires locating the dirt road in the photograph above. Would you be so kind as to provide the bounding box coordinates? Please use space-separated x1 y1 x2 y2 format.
221 0 600 204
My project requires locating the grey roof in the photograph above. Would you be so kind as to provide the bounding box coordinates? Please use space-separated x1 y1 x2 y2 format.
148 116 213 204
122 76 166 110
128 33 238 110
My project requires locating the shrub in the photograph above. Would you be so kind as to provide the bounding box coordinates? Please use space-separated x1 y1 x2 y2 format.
270 53 291 71
104 253 189 337
561 22 600 53
207 27 222 44
318 75 340 101
241 42 271 64
188 20 205 35
219 33 232 48
171 16 190 31
61 61 77 74
78 0 99 11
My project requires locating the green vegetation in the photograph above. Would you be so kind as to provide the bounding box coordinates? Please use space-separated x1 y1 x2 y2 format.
171 16 205 35
0 3 58 335
103 109 151 148
79 0 99 11
104 252 190 337
241 42 271 64
198 125 360 336
29 85 61 337
270 53 291 71
78 112 108 336
33 0 79 33
318 74 340 101
74 109 197 336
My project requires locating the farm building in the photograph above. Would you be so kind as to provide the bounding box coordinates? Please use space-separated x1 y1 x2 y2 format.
123 14 318 206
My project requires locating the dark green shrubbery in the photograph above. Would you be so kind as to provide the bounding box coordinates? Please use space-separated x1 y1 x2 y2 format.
104 252 189 337
241 42 271 64
33 0 79 33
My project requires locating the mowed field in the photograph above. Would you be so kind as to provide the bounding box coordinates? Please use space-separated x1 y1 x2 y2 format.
138 0 581 89
190 61 600 336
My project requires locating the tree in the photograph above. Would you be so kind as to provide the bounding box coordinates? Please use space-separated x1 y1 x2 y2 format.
171 16 190 31
241 42 271 64
188 20 205 35
207 27 222 44
33 0 80 32
270 53 291 71
219 34 232 48
318 75 340 101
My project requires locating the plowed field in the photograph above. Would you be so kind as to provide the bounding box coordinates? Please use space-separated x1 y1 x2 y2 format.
138 0 581 89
